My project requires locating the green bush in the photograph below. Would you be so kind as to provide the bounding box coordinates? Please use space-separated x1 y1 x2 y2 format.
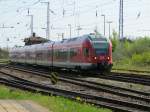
111 30 119 52
128 38 150 55
132 52 150 65
0 48 8 59
113 37 150 66
111 38 118 52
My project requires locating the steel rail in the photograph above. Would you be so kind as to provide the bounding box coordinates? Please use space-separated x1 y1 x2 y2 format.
2 65 150 97
6 64 150 88
112 68 150 74
1 65 150 103
0 71 149 112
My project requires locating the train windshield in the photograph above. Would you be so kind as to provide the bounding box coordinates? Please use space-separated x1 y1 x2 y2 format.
89 34 107 41
93 42 109 56
88 34 109 55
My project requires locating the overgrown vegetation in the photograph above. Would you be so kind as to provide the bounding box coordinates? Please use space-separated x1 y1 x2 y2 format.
0 48 8 59
111 31 150 70
0 85 111 112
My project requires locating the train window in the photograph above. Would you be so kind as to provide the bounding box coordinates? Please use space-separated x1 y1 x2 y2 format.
53 50 58 58
89 34 107 41
95 48 108 55
93 43 108 55
93 42 108 49
59 49 67 59
70 48 78 57
67 38 77 42
48 50 52 57
36 51 43 59
42 50 47 60
54 49 67 60
83 48 89 57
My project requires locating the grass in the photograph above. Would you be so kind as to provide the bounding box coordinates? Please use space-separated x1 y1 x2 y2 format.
112 36 150 72
113 61 150 72
0 59 9 64
0 85 111 112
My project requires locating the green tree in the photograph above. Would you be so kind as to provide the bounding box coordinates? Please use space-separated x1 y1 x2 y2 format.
111 30 119 52
0 48 8 59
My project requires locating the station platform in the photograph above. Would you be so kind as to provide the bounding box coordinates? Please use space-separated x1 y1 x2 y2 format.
0 100 50 112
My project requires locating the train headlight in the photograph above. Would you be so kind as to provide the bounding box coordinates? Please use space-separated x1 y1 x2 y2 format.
94 57 97 60
107 56 110 60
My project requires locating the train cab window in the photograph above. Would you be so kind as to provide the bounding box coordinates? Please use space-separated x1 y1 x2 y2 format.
93 42 109 55
83 48 89 57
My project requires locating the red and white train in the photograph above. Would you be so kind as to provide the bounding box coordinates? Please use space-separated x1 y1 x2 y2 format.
9 33 113 72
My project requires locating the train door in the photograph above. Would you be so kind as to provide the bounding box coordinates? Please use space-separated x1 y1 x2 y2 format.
25 48 27 63
43 44 49 66
32 45 36 65
83 47 90 63
82 39 92 63
67 47 70 64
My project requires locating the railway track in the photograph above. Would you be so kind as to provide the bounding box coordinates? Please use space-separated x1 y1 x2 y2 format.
96 72 150 86
3 65 150 98
3 64 150 96
112 68 150 74
0 64 150 112
6 63 150 86
0 70 150 112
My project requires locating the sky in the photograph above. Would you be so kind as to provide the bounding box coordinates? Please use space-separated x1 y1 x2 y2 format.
0 0 150 48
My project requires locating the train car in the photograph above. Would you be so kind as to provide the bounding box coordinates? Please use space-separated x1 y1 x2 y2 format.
9 33 113 72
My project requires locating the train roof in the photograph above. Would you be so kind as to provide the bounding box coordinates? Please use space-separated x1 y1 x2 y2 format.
10 33 110 51
54 33 109 45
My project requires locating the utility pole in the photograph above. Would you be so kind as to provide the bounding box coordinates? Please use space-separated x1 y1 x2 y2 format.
57 33 64 40
119 0 124 39
62 33 64 40
107 21 113 38
68 24 72 39
101 14 106 36
0 24 14 51
27 15 33 36
77 25 82 36
57 33 60 40
42 2 50 39
6 37 9 51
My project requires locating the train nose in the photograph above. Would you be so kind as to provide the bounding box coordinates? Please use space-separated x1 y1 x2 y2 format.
98 61 108 66
94 56 110 61
97 61 113 72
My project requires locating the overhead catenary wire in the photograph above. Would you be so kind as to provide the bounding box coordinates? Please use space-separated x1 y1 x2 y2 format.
0 0 149 47
0 0 117 39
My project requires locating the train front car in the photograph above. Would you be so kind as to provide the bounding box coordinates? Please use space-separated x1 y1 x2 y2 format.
88 34 113 72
